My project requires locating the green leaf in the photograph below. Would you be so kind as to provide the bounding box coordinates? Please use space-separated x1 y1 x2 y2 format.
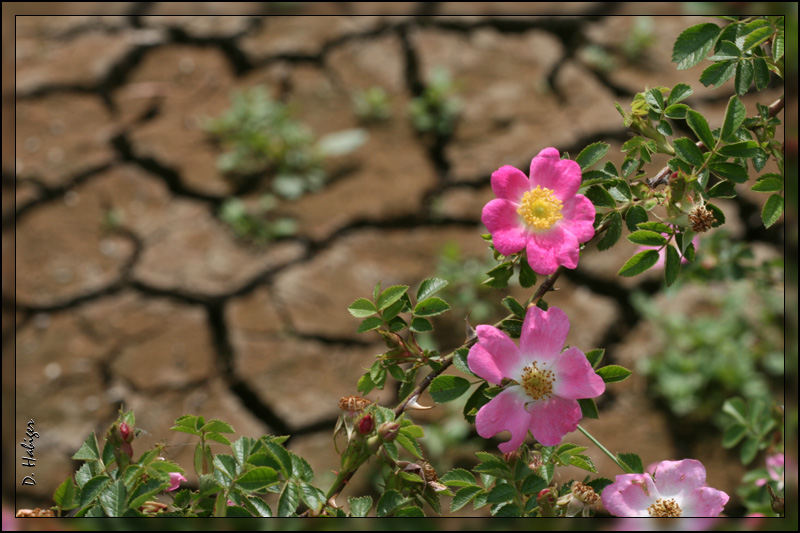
395 433 424 459
441 468 477 488
377 489 406 517
502 296 527 320
79 476 110 509
262 440 292 478
625 205 648 233
576 142 609 171
637 221 671 233
416 278 448 302
357 372 375 395
718 141 760 158
722 423 748 448
734 60 754 95
742 24 774 52
520 473 547 495
710 161 749 183
709 40 741 60
348 495 373 518
231 437 254 466
570 454 598 473
487 484 516 505
205 432 231 446
299 482 327 513
585 348 604 368
721 96 746 141
708 180 736 198
700 60 736 88
277 482 300 517
72 432 101 461
666 83 693 105
483 262 513 289
664 244 680 287
585 185 616 208
617 452 644 474
618 249 660 277
413 297 450 317
213 454 238 482
664 103 690 119
236 467 279 492
201 419 235 434
672 23 721 69
762 194 784 228
672 137 705 167
685 109 716 148
578 398 599 419
54 477 77 510
377 285 409 311
597 211 622 252
753 57 770 91
627 230 667 246
127 478 169 510
596 365 632 383
518 257 537 288
751 175 783 193
451 486 484 512
243 496 272 517
705 203 725 227
740 437 760 465
409 317 433 333
357 316 383 333
98 480 126 518
773 25 784 60
348 298 378 318
429 375 472 403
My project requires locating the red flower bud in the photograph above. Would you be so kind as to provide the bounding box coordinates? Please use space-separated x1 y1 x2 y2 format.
378 421 400 442
120 441 134 460
358 414 374 435
119 422 132 443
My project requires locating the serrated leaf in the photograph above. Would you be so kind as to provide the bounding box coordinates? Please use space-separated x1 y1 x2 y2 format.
578 398 599 419
453 347 475 378
762 194 783 228
520 473 547 495
441 468 477 488
618 249 660 277
742 25 774 52
501 296 527 320
570 454 597 473
127 478 169 510
357 372 375 395
672 23 721 69
597 211 622 251
377 489 406 517
709 40 741 60
518 257 537 288
718 141 760 158
98 480 126 517
73 432 101 461
721 96 747 141
576 142 609 171
672 137 705 167
262 440 292 478
585 348 604 368
753 57 770 91
213 454 238 482
625 205 648 233
596 365 632 383
201 419 235 434
708 180 736 198
773 25 784 60
617 452 644 474
79 476 110 509
356 315 384 334
277 482 300 517
236 467 279 492
722 423 748 448
416 278 448 302
664 103 689 119
637 221 671 233
667 83 693 105
395 433 424 459
348 298 378 318
751 176 783 193
429 375 472 403
700 59 737 89
299 482 327 513
377 285 409 311
348 495 373 517
54 477 77 509
627 230 667 246
735 60 754 95
710 161 749 183
664 244 680 287
451 486 484 512
413 297 450 317
685 109 716 148
585 185 616 208
487 484 516 505
740 437 759 465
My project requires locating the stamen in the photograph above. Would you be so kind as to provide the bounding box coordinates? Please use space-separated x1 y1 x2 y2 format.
647 498 682 517
517 186 564 230
520 362 554 401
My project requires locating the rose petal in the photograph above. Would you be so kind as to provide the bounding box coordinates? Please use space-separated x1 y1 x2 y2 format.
519 306 570 365
561 195 596 243
526 395 581 446
552 347 605 399
680 487 730 517
525 226 580 274
491 165 530 201
468 325 522 384
529 148 581 200
481 199 527 255
601 473 656 517
474 387 531 453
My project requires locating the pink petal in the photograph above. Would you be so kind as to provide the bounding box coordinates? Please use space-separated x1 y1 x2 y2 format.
552 347 605 399
491 165 530 201
654 459 707 496
468 325 522 384
519 306 570 365
561 195 596 243
525 226 580 275
481 199 527 255
529 148 581 200
681 487 730 517
526 395 581 446
474 387 531 453
601 473 657 517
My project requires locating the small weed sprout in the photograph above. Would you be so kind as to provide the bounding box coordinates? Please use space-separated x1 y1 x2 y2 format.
352 86 392 123
408 67 462 136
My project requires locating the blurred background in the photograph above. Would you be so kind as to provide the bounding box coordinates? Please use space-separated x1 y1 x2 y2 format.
4 2 795 529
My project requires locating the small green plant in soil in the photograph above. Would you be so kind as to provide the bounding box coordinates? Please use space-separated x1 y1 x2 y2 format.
408 67 462 136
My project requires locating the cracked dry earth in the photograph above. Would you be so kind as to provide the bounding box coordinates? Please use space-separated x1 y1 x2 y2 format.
7 6 784 516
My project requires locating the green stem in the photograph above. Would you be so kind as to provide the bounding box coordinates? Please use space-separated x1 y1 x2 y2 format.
577 424 631 474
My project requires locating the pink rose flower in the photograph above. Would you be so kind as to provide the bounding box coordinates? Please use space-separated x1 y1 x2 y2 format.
601 459 729 517
167 472 187 492
481 148 596 275
467 306 605 451
755 453 784 491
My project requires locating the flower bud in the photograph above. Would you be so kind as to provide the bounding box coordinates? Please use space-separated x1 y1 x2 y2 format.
167 472 187 491
378 421 400 442
119 422 133 443
120 441 134 460
537 487 557 517
358 414 374 435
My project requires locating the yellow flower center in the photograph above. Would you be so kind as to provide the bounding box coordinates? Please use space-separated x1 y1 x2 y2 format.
517 186 563 230
647 498 682 517
520 362 554 401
